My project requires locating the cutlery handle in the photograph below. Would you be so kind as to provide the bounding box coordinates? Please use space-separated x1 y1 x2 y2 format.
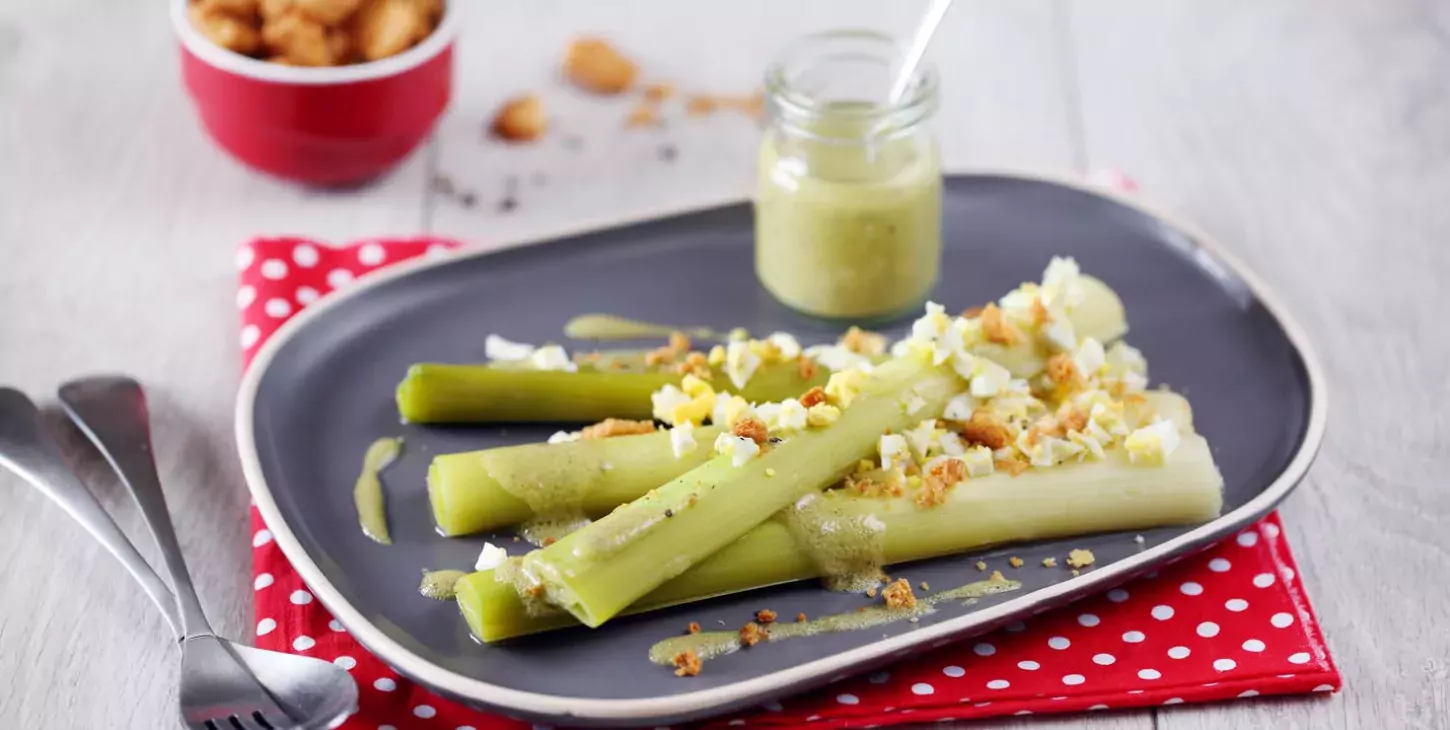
59 377 214 639
0 387 182 637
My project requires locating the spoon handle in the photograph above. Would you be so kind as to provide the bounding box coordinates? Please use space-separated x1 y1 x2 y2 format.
59 376 214 639
0 387 182 636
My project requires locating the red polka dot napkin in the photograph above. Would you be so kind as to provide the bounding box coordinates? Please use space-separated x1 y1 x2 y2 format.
239 233 1339 730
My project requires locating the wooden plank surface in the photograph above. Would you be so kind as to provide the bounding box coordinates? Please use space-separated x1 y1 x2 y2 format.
1068 1 1450 728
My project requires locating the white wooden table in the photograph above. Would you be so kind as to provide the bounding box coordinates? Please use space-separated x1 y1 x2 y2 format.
3 1 1448 727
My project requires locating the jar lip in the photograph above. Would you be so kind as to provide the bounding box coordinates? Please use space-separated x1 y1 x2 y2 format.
764 29 940 125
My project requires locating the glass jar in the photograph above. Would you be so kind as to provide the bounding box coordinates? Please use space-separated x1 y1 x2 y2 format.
754 30 942 322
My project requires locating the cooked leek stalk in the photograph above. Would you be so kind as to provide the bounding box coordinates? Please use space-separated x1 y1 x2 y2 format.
456 393 1218 642
428 427 725 536
503 357 962 628
396 361 826 424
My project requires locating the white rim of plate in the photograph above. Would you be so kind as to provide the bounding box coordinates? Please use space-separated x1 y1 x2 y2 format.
171 0 461 86
234 169 1329 722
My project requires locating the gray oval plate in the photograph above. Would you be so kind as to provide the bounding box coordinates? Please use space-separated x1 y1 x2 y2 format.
237 173 1326 727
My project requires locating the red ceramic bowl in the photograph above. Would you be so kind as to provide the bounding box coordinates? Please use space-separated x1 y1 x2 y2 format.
173 0 459 186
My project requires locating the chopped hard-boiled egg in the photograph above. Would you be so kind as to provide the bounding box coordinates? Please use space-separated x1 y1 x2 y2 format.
669 424 697 458
713 432 762 467
530 345 577 372
804 344 875 373
652 384 715 426
547 430 581 444
1124 419 1181 466
904 419 938 459
475 542 508 571
878 433 910 471
485 334 535 361
681 374 714 399
753 402 782 426
1106 341 1148 377
1041 317 1077 353
775 398 808 432
806 403 841 427
1018 432 1085 468
1074 337 1106 378
1069 429 1106 460
969 359 1013 398
943 393 976 421
765 332 803 360
707 345 727 366
711 394 753 427
825 368 870 408
725 340 761 390
962 445 995 477
939 430 966 456
1041 256 1086 310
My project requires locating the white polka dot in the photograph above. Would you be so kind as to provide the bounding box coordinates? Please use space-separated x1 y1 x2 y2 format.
381 726 396 730
1063 674 1085 685
868 671 891 683
374 678 396 692
1048 636 1070 650
1198 621 1221 637
252 529 272 546
253 573 274 590
1005 620 1026 632
1138 668 1161 680
1242 639 1266 652
333 656 356 669
1078 613 1100 627
1253 572 1276 588
1089 704 1109 711
1163 698 1183 705
804 716 820 722
237 286 256 309
240 325 261 350
1271 612 1295 628
532 725 554 730
942 665 965 677
1180 581 1203 596
1014 710 1032 716
1288 652 1311 664
293 244 320 268
1214 658 1237 671
1203 682 1220 687
265 298 292 318
1107 588 1130 603
426 243 453 258
1225 598 1249 612
260 259 288 280
727 721 745 726
986 679 1010 690
1313 684 1334 692
1151 605 1175 620
327 269 355 288
458 727 478 730
1263 523 1281 539
292 635 315 651
911 683 934 696
256 618 276 636
1237 531 1259 547
973 642 995 656
289 589 313 605
1128 690 1145 694
329 619 345 632
835 693 858 705
414 705 437 718
1093 653 1116 665
1123 630 1145 643
237 246 256 270
1238 690 1260 698
1208 558 1231 572
358 244 386 266
1168 646 1191 659
761 701 783 712
1017 660 1039 671
296 286 320 305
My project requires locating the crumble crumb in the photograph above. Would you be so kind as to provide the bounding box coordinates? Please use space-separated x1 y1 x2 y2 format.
920 581 930 591
580 418 656 440
1058 406 1089 434
643 82 675 102
645 345 677 366
799 386 828 408
1066 548 1096 569
672 650 702 677
491 95 547 142
1042 557 1058 568
1008 556 1024 568
979 303 1020 345
542 537 556 547
960 305 985 319
949 411 1013 450
738 622 768 647
798 356 818 381
677 351 711 379
686 95 717 115
866 587 878 598
755 609 777 624
625 102 660 128
732 417 769 445
882 578 917 610
525 584 546 598
669 331 691 354
918 457 966 508
1045 353 1084 389
1030 296 1052 326
686 622 701 634
975 561 987 571
1072 569 1080 577
989 570 1006 583
796 612 807 623
564 37 638 94
841 326 888 355
996 455 1030 477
